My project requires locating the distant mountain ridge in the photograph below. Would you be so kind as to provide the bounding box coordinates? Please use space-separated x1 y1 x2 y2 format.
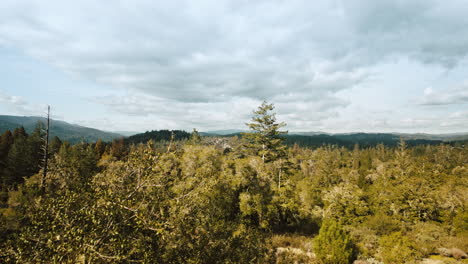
203 130 468 148
290 131 468 142
205 129 468 142
0 115 122 143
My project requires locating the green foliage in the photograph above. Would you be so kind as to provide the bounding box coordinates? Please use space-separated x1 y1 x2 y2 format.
7 143 268 263
1 108 468 263
323 183 370 224
364 213 401 236
49 136 62 156
0 130 13 163
284 133 446 149
379 232 421 264
125 129 190 145
188 128 202 145
5 129 34 187
314 219 356 264
243 101 287 163
110 137 126 159
453 211 468 234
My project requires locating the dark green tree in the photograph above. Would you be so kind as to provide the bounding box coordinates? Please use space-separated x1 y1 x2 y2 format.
49 136 62 156
0 130 14 163
12 127 27 139
5 132 32 187
243 101 287 163
27 122 45 174
94 138 105 158
111 137 125 159
0 130 14 204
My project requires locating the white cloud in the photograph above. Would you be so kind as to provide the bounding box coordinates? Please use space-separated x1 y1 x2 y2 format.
420 82 468 105
0 90 45 115
0 0 468 132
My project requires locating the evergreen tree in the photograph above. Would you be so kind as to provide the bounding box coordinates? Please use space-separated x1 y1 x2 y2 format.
188 128 202 145
27 122 45 174
94 138 105 158
313 219 356 264
48 136 62 156
0 130 14 203
243 101 287 163
0 130 14 176
0 130 14 163
5 132 32 186
12 127 27 139
111 137 125 159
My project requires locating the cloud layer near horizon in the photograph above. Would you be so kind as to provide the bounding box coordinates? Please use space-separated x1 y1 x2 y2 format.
1 0 467 132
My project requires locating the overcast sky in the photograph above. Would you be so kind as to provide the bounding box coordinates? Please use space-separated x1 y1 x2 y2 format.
1 0 468 133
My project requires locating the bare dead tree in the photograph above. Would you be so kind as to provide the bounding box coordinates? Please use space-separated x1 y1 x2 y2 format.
40 105 50 192
167 130 175 153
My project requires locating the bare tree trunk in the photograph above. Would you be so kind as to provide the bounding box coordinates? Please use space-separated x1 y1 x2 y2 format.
41 105 50 192
278 158 282 189
278 168 281 189
167 130 175 153
262 144 265 162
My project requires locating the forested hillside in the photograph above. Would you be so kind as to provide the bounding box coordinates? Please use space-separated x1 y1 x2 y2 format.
125 129 191 144
0 115 122 143
0 103 466 263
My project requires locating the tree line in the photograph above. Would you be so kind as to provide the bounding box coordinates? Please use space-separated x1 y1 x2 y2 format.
0 102 466 263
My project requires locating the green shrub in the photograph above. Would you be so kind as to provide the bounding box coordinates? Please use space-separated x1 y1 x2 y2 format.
313 219 356 264
364 213 401 236
453 211 468 234
379 232 421 264
348 226 379 258
270 234 314 252
409 221 448 256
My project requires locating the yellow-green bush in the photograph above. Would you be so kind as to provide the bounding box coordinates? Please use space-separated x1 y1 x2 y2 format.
314 220 356 264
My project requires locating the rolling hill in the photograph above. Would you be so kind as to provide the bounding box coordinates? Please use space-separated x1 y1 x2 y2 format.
0 115 122 143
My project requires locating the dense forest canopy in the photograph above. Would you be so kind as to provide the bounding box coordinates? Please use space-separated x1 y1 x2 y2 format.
0 102 467 263
125 129 191 145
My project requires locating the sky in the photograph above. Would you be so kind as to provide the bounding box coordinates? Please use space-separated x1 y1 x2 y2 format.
1 0 468 134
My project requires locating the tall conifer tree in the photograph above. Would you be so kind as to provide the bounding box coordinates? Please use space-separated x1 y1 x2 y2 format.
243 101 287 163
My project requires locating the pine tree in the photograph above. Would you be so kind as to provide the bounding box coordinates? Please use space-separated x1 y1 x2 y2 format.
0 130 14 165
5 132 32 186
188 128 202 145
28 122 45 174
49 136 62 156
243 101 287 163
12 126 27 139
94 138 105 158
313 219 356 264
111 137 125 159
0 130 14 194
